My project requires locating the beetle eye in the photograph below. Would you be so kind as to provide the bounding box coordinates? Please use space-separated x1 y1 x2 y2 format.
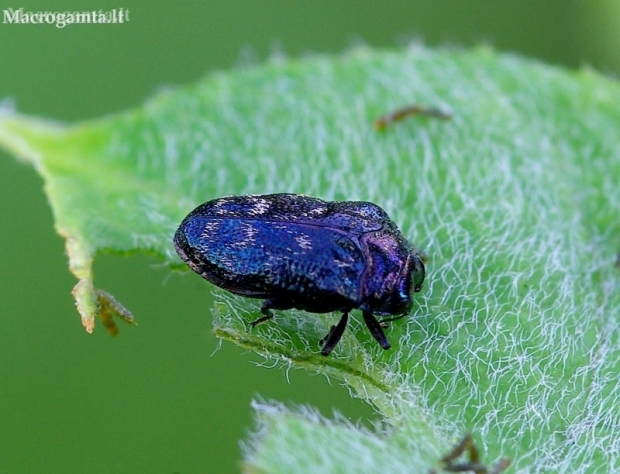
410 254 426 293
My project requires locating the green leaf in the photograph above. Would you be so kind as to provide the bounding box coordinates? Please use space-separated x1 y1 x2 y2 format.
2 46 620 472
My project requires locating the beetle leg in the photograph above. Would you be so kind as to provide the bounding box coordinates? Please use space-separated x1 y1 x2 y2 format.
320 312 349 356
363 311 391 350
252 299 300 326
250 300 277 327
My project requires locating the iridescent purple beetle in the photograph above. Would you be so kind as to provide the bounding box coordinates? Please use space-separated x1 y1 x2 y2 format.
173 193 425 355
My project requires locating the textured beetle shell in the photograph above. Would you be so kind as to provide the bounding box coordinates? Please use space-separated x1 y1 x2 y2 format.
174 193 425 353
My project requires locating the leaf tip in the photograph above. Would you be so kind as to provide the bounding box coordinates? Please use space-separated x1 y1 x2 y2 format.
72 278 97 334
66 237 135 335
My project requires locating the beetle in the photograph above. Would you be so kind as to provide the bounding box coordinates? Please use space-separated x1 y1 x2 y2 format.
173 193 425 356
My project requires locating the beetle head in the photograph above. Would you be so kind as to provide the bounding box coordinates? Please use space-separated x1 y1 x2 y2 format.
377 251 425 315
361 236 426 316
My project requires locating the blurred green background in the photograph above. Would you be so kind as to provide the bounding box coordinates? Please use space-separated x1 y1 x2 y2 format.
1 1 619 472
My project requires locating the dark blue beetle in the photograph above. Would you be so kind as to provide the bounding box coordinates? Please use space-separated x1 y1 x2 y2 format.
173 193 425 355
